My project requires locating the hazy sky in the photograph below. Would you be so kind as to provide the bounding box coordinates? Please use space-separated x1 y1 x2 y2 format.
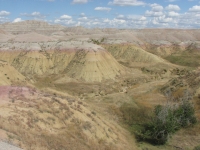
0 0 200 28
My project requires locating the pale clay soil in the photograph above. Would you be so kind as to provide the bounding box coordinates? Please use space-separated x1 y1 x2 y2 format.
0 141 22 150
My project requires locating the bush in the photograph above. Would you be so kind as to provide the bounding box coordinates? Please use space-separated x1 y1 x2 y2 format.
90 38 106 45
194 145 200 150
135 99 196 145
175 99 197 127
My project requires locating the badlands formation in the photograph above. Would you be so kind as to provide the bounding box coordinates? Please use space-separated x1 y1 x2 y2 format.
0 21 200 150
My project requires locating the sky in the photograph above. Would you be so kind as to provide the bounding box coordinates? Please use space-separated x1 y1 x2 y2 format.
0 0 200 28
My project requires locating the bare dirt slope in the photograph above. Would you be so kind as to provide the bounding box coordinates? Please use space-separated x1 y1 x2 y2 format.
0 61 26 86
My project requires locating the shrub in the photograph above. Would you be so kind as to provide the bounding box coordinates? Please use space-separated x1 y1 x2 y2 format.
135 98 196 145
175 99 197 127
90 38 106 45
194 145 200 150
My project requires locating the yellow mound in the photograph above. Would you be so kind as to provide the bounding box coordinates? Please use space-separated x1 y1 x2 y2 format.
0 61 26 85
12 50 54 76
103 44 165 64
63 49 125 82
1 41 125 82
0 50 21 63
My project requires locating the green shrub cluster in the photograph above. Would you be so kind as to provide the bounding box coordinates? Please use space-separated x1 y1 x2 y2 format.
90 38 106 45
194 145 200 150
135 99 197 145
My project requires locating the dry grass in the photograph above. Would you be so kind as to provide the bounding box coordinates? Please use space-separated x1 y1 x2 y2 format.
0 86 136 150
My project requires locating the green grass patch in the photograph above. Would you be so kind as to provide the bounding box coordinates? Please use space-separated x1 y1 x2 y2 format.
120 103 152 126
165 53 200 68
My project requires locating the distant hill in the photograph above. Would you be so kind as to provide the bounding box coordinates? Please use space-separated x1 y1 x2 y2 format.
0 20 65 35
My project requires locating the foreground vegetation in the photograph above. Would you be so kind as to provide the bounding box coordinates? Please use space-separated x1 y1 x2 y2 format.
194 145 200 150
120 93 197 145
136 99 196 145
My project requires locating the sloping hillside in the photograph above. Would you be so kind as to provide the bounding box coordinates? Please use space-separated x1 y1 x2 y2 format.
0 20 65 35
63 48 124 82
102 44 175 74
103 44 164 63
165 43 200 68
0 60 26 85
0 86 137 150
0 41 125 82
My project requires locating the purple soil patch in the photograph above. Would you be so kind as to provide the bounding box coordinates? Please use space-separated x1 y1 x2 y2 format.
0 86 37 105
